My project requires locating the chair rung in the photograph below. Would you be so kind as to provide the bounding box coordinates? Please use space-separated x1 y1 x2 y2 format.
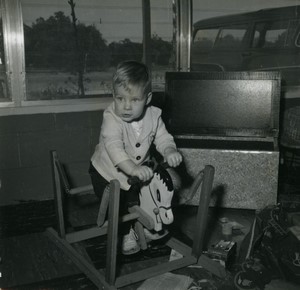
66 212 140 243
66 226 108 243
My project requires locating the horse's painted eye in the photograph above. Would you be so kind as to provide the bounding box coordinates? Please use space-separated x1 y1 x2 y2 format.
156 189 161 202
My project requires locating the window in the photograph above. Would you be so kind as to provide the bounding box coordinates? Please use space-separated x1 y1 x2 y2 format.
193 29 219 49
253 20 289 48
214 25 247 49
22 0 144 101
0 0 177 114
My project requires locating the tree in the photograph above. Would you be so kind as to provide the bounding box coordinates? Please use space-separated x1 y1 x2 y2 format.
76 23 110 71
24 11 109 72
25 12 75 69
151 34 172 66
109 39 142 66
69 0 85 97
108 35 173 67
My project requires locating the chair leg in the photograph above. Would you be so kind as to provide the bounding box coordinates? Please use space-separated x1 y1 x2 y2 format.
105 180 120 285
192 165 215 258
51 150 66 238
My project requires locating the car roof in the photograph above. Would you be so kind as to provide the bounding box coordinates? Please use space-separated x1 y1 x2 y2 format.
193 5 300 28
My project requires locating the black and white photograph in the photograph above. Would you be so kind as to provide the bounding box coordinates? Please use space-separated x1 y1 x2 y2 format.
1 1 300 289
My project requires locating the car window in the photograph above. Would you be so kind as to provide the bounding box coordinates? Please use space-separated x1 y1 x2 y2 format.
214 25 248 49
193 28 219 49
252 20 289 48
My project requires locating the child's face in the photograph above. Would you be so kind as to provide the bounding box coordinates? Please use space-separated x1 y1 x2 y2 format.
113 84 151 122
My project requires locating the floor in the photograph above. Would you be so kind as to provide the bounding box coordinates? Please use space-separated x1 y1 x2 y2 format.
1 157 300 290
1 203 254 290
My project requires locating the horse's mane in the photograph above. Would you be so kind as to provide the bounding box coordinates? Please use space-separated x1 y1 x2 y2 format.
154 164 174 192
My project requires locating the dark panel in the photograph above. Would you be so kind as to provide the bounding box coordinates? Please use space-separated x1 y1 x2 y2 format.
0 110 105 205
54 111 103 130
0 167 53 204
88 110 104 128
0 134 20 169
164 71 281 138
89 127 101 156
0 114 55 134
19 131 56 167
19 129 92 167
51 129 91 162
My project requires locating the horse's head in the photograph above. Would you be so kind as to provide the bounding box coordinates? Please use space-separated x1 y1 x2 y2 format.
139 164 174 231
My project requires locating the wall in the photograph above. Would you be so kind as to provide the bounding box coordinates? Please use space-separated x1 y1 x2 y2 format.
0 110 103 206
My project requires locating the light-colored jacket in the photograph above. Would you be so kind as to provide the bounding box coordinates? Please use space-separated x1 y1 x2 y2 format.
91 103 177 190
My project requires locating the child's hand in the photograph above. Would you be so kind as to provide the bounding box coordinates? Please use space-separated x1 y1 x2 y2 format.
131 165 153 182
165 150 182 167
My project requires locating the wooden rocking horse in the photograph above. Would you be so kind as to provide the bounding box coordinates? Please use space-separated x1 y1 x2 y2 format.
46 150 223 290
129 162 175 232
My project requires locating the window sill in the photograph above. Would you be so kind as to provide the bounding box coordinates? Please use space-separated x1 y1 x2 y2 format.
0 97 112 116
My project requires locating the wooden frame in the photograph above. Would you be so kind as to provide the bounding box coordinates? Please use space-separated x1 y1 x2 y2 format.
46 150 220 289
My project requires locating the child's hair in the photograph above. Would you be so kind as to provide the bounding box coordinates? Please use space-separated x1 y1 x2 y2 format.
112 60 151 94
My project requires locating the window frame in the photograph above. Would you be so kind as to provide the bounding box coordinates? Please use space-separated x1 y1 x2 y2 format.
0 0 191 116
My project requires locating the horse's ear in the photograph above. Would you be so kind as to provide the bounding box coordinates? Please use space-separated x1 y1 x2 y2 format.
155 164 174 191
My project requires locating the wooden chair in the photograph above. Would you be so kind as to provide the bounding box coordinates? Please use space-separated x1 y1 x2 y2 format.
46 150 221 290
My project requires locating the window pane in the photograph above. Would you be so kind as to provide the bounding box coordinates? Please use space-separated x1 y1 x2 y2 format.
21 0 143 100
253 20 289 48
193 29 219 49
0 12 8 101
150 0 175 91
264 21 289 48
215 26 247 49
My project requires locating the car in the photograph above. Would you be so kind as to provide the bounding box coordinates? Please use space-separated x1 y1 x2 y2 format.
191 5 300 102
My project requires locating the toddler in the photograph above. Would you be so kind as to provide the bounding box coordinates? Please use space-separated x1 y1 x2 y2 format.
89 60 182 255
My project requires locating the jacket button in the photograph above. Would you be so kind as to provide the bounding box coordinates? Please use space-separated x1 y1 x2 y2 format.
136 143 141 148
136 156 141 160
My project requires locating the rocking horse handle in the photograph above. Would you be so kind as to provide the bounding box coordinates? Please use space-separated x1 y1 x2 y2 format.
127 176 141 185
127 161 169 185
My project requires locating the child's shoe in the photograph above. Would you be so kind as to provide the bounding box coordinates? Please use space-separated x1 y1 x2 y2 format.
144 228 169 241
122 228 140 255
